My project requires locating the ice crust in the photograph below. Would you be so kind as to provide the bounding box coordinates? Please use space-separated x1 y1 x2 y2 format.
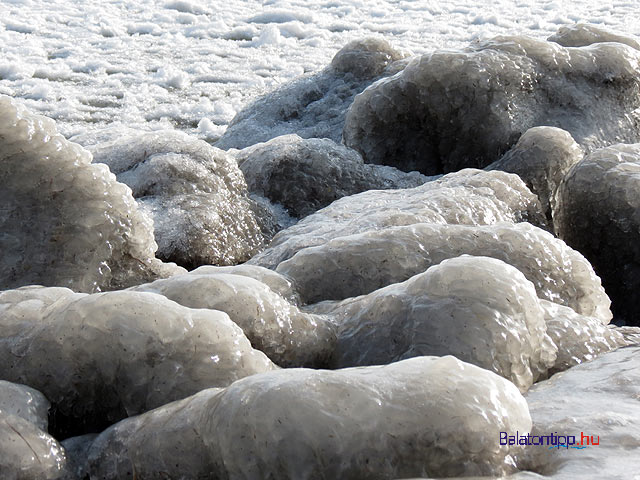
0 286 275 437
248 169 546 269
343 35 640 175
130 271 336 367
85 356 531 479
90 130 268 269
0 380 50 432
278 222 612 323
0 95 178 293
216 38 406 150
486 127 583 223
548 23 640 50
554 143 640 324
235 134 429 218
319 256 556 392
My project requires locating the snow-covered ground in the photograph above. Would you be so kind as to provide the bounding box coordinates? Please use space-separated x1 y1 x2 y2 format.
1 0 639 141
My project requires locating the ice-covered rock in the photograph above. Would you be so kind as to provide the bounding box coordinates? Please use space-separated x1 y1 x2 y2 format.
235 134 429 218
540 300 627 375
60 434 97 480
278 222 611 323
318 256 556 392
130 271 336 367
249 169 546 269
0 381 50 432
486 127 583 222
86 356 531 479
554 143 640 324
216 38 406 149
343 33 640 175
0 286 275 438
522 346 640 478
90 130 268 269
549 23 640 50
0 95 177 293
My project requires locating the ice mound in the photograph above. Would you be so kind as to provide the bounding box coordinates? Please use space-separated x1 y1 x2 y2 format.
343 32 640 175
278 222 611 323
235 134 429 218
216 38 406 150
130 271 336 367
90 131 268 269
522 346 640 478
0 95 177 293
540 300 628 375
548 23 640 50
486 127 583 223
248 169 546 269
0 380 50 432
554 143 640 324
321 256 556 392
0 286 275 438
85 356 530 479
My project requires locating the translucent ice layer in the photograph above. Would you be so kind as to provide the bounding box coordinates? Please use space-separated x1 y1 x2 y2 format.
216 38 406 149
90 130 268 269
0 380 50 432
249 169 546 269
0 286 275 438
548 23 640 49
0 95 178 293
343 34 640 174
85 356 531 479
235 134 428 218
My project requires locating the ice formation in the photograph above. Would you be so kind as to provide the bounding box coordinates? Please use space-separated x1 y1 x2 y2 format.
278 222 611 323
131 271 336 367
486 127 583 223
85 356 531 479
90 131 269 269
343 34 640 175
0 380 50 432
548 23 640 49
319 256 556 392
235 134 428 218
0 95 178 293
249 169 546 269
0 286 275 437
554 144 640 324
216 38 406 149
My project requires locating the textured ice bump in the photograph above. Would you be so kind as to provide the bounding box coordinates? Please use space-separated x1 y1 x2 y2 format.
0 286 275 438
131 271 336 367
278 222 611 323
323 256 557 392
90 131 268 269
554 144 640 324
216 38 406 149
486 127 583 222
235 134 429 218
249 169 546 269
0 95 178 293
548 23 640 50
0 381 50 432
86 357 531 479
343 32 640 175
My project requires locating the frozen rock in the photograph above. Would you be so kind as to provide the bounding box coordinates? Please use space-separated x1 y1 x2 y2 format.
540 300 627 375
60 434 98 480
235 134 429 218
248 169 546 269
549 23 640 50
90 130 268 269
0 286 275 438
0 412 67 480
0 381 50 432
216 38 406 149
278 222 611 323
522 346 640 479
343 32 640 175
86 356 531 479
0 95 177 293
554 144 640 324
322 256 557 392
131 271 336 367
486 127 583 222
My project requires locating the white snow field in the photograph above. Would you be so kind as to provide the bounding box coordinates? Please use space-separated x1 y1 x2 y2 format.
2 0 640 479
